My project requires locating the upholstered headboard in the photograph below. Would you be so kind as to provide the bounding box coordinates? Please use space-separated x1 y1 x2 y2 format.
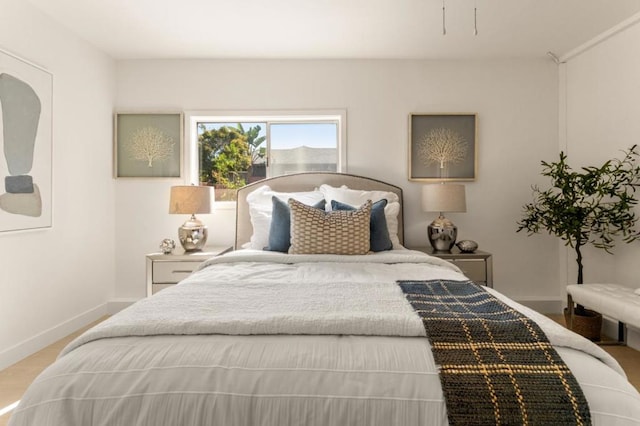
235 172 404 249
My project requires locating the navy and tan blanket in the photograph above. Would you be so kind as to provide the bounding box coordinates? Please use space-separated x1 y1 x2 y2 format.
398 280 591 426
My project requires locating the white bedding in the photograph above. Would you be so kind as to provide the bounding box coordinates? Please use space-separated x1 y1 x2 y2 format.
10 250 640 426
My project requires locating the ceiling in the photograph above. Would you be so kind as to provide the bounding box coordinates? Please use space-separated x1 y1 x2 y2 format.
27 0 640 60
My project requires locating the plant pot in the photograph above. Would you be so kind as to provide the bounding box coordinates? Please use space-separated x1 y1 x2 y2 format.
563 307 603 341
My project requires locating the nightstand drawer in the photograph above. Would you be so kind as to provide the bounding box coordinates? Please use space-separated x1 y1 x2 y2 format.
452 259 487 283
147 246 232 296
153 261 200 283
146 246 232 297
408 246 493 287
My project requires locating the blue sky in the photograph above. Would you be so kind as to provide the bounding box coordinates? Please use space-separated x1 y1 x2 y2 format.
200 122 337 149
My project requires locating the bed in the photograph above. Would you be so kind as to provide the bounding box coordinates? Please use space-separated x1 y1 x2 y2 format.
10 173 640 425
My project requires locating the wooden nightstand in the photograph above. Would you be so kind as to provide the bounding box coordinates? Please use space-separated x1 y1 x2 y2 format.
410 246 493 287
146 246 232 296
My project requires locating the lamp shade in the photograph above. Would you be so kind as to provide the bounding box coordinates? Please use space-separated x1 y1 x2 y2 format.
422 184 466 213
169 185 213 214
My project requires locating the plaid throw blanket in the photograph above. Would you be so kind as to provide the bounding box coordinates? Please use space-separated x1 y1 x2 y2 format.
398 280 591 426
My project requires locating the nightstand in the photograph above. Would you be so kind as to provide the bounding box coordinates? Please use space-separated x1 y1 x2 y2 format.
410 246 493 287
146 245 232 296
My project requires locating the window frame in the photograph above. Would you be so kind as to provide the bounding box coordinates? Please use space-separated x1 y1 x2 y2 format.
184 110 347 206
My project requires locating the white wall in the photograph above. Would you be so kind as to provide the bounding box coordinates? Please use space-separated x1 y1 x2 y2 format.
0 0 116 369
115 59 561 307
564 20 640 287
0 0 635 372
563 18 640 346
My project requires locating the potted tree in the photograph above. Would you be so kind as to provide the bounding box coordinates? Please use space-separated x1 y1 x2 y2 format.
517 145 640 340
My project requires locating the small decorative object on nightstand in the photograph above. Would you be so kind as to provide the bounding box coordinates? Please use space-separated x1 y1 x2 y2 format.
422 183 466 252
410 245 493 287
456 239 478 253
146 245 232 296
159 238 176 254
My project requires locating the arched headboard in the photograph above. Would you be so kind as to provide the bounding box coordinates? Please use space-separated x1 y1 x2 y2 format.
235 172 404 249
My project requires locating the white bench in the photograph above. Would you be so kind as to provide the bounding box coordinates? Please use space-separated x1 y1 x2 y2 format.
566 283 640 344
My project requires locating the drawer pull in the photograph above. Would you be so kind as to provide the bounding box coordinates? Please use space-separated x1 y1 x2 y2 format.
172 270 193 274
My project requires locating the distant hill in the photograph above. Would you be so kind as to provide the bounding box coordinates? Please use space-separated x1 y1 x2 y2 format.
270 146 337 165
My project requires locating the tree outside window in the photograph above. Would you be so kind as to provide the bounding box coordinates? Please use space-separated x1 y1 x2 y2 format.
198 123 266 200
191 113 344 202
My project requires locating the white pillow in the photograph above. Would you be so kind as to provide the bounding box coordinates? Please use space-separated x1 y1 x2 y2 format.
384 201 402 249
319 184 402 248
244 185 324 249
319 184 400 207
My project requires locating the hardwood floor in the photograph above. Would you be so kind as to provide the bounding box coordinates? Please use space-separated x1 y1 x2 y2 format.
603 344 640 390
1 316 639 425
547 314 640 391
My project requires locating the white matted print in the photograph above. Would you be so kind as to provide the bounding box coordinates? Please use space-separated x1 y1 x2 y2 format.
409 113 477 182
114 113 182 178
0 48 53 233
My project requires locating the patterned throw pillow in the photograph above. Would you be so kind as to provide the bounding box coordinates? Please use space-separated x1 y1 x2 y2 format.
331 199 392 252
266 196 326 252
288 198 371 255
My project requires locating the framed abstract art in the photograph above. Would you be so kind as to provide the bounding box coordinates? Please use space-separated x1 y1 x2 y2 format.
0 48 53 233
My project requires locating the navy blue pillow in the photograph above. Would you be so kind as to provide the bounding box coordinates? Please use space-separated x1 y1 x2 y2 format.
331 199 392 252
266 196 326 252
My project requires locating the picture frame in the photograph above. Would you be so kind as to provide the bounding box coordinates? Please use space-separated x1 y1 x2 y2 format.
114 112 183 178
408 113 477 181
0 47 53 233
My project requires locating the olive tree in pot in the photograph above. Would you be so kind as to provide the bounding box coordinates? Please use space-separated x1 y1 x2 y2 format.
517 145 640 340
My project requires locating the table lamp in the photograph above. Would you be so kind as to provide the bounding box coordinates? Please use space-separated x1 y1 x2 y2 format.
169 185 213 252
422 183 466 252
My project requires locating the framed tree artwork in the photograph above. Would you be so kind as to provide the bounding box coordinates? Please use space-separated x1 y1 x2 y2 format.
408 113 477 181
114 112 183 178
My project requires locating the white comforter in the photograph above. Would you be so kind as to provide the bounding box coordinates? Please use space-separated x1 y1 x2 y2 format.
10 250 640 426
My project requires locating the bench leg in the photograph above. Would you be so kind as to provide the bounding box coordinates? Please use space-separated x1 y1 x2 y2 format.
566 294 626 345
566 293 574 330
618 321 627 345
566 290 628 346
596 323 627 345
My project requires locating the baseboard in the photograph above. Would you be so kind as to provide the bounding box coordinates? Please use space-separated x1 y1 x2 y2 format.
107 298 138 314
2 296 633 373
515 299 640 351
514 297 564 314
602 316 640 351
0 303 108 371
628 329 640 351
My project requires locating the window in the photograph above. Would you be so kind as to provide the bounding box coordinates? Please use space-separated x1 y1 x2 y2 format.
186 111 346 201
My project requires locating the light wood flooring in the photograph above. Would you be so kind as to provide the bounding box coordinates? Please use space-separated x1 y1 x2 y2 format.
0 318 107 426
1 315 639 425
546 314 640 390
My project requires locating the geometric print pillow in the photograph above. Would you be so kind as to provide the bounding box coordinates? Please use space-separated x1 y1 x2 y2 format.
288 198 371 255
330 199 392 252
